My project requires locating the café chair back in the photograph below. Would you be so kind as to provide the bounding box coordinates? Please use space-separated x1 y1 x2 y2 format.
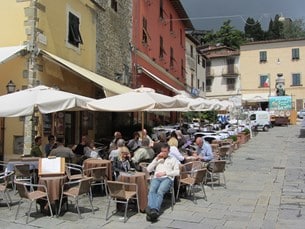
106 180 140 223
176 168 207 202
0 171 14 209
14 181 53 224
84 166 108 197
207 160 226 189
14 164 33 192
58 177 94 219
65 164 84 181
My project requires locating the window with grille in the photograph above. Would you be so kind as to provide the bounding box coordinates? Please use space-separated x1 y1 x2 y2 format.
227 78 235 91
259 51 267 62
206 78 212 92
292 73 301 86
292 48 300 60
142 17 149 44
170 47 175 68
68 12 83 47
159 36 166 58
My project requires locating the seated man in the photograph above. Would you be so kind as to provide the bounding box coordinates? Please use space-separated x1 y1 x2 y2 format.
50 136 75 163
146 143 180 222
131 137 155 170
193 137 214 163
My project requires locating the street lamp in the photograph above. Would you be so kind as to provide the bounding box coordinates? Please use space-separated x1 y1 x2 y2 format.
6 80 16 93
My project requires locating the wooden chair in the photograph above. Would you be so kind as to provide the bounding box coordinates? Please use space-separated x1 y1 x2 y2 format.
0 171 14 209
176 168 207 202
58 177 94 219
106 180 140 223
15 181 53 224
206 160 226 189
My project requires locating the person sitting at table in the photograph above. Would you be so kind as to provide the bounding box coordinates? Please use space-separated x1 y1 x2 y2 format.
152 132 167 156
108 131 122 154
50 136 75 163
127 131 141 153
44 134 57 157
167 131 178 149
84 140 101 159
108 138 125 161
168 138 185 163
193 137 214 164
30 136 44 157
146 143 180 222
131 137 155 171
112 146 133 178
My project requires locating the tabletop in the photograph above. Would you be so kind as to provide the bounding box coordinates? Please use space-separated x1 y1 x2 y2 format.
83 158 113 180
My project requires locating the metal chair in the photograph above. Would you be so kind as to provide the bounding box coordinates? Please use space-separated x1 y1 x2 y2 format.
206 160 226 189
0 171 14 209
58 177 94 219
65 164 84 181
84 166 108 198
176 168 207 202
15 181 53 224
14 164 33 193
106 180 140 223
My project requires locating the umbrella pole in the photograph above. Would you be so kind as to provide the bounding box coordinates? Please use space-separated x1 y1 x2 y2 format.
141 111 144 130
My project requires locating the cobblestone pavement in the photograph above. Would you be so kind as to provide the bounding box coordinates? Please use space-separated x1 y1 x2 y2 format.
1 123 305 229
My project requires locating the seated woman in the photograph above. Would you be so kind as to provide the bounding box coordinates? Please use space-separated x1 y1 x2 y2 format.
112 146 134 179
84 140 101 159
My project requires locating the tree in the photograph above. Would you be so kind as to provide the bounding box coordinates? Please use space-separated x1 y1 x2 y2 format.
202 20 245 49
266 15 284 40
282 19 305 39
244 17 265 41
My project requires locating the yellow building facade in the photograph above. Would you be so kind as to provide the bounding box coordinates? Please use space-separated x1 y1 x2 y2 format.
240 39 305 112
0 0 131 160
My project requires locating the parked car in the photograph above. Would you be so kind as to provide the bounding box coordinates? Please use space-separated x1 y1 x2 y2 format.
297 109 305 119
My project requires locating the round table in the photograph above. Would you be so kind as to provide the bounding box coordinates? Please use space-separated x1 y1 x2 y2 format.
118 171 148 212
83 159 113 180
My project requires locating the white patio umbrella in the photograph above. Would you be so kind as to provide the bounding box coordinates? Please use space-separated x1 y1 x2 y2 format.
86 87 188 112
86 86 189 129
0 85 95 117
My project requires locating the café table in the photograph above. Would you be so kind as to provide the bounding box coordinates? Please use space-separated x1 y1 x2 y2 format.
38 175 67 215
118 171 148 212
83 158 112 180
6 158 39 173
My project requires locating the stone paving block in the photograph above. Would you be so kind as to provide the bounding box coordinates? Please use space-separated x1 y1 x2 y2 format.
167 220 207 229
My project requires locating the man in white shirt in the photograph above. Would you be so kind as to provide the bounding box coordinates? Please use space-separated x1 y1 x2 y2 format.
146 143 180 222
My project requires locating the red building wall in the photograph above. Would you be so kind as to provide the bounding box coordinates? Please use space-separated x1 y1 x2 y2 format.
132 0 189 95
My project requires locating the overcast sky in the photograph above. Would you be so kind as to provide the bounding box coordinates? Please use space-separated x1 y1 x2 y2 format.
181 0 305 31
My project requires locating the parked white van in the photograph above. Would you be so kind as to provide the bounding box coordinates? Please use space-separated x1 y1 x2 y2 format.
248 111 271 131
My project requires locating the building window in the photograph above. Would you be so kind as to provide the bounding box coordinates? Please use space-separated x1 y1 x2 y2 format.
191 74 194 88
181 59 184 78
68 12 83 47
227 78 235 91
260 75 269 87
180 29 183 46
202 58 206 68
170 47 175 68
259 51 267 62
292 73 301 86
142 17 150 44
190 45 193 58
111 0 118 12
169 14 173 32
206 78 212 92
159 0 163 19
197 55 201 65
159 36 166 59
292 48 300 60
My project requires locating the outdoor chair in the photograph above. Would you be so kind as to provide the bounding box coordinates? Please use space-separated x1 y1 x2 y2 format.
14 181 53 224
58 177 94 219
206 160 226 189
105 180 140 223
0 161 8 172
65 163 84 181
83 166 108 197
176 168 207 202
14 164 33 193
0 171 14 209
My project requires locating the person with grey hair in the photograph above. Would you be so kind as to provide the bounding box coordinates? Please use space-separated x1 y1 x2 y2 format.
131 137 155 170
108 138 125 161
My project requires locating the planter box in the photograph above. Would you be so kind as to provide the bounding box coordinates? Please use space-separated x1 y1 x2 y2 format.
237 133 250 144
